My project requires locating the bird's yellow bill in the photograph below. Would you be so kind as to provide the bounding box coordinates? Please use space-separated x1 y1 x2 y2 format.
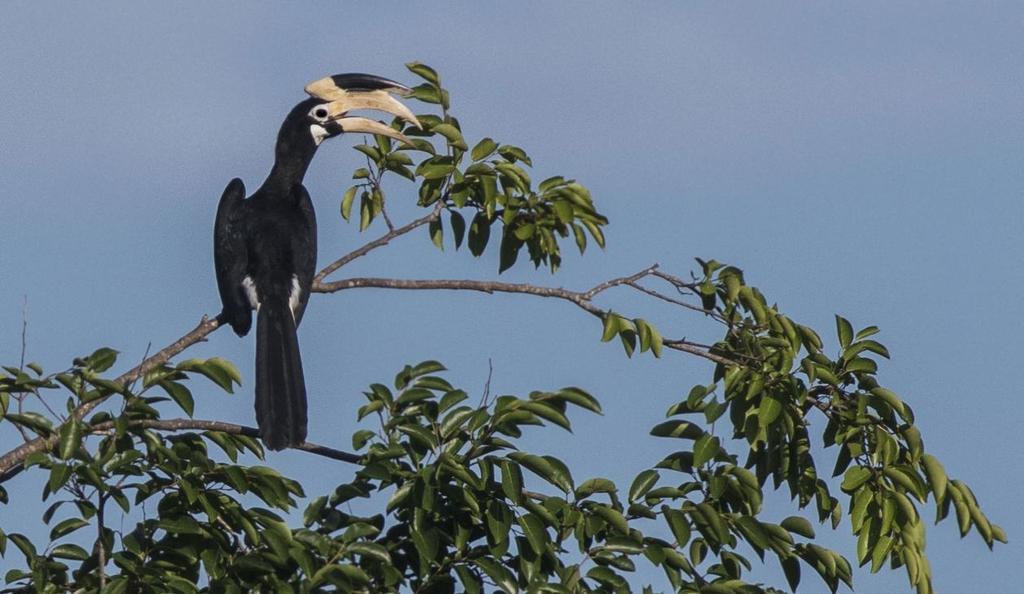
306 75 421 145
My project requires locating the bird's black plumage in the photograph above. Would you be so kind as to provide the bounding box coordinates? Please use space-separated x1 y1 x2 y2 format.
215 99 325 450
214 75 418 451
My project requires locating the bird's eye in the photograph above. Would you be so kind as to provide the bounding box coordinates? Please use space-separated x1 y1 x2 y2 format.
313 108 328 120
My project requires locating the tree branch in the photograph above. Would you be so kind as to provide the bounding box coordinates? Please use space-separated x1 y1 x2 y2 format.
0 316 222 479
312 267 735 366
86 417 362 465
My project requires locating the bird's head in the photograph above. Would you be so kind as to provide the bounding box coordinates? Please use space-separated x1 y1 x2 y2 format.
294 73 421 147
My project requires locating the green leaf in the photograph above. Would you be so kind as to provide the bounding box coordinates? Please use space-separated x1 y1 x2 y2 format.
351 429 375 450
7 412 53 435
757 393 784 426
734 516 771 552
650 420 704 440
48 463 71 492
450 211 466 250
662 508 691 546
500 459 524 503
512 222 535 240
921 454 948 504
518 513 548 554
692 434 719 467
176 357 240 393
416 161 455 180
456 565 483 594
601 313 623 343
85 347 118 373
781 516 815 539
51 543 89 561
498 229 521 273
576 478 617 499
438 389 469 413
549 387 602 414
359 191 372 231
498 144 533 166
471 137 499 161
836 315 854 349
518 401 571 431
542 455 575 493
387 482 414 512
473 558 518 594
341 186 357 221
841 466 872 493
8 533 36 561
628 470 659 503
432 123 468 150
429 217 444 251
870 387 908 422
406 61 440 86
58 419 82 460
590 503 629 534
781 555 801 591
468 211 491 257
572 223 587 254
50 517 89 540
602 536 645 555
159 380 194 417
347 541 392 564
509 453 572 493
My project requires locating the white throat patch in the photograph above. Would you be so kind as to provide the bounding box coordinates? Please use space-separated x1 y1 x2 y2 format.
310 124 329 146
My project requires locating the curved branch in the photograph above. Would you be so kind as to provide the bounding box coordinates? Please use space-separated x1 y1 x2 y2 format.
0 316 222 478
313 203 443 284
312 269 734 366
88 417 361 465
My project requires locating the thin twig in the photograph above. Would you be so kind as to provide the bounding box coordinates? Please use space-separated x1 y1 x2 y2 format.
313 203 443 284
581 264 659 300
32 389 63 424
126 342 153 395
13 394 31 443
19 295 27 370
651 269 699 291
479 359 494 409
626 282 712 316
97 492 107 588
362 143 396 232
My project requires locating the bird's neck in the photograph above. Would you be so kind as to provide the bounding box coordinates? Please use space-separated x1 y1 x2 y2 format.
261 136 318 196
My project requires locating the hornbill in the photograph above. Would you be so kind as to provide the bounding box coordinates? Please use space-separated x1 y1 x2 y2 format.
214 73 420 450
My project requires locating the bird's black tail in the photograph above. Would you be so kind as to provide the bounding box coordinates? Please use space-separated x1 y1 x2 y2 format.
255 296 307 451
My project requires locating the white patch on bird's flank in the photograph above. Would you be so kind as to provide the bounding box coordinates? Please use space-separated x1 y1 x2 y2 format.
289 275 301 322
310 124 329 146
242 276 260 310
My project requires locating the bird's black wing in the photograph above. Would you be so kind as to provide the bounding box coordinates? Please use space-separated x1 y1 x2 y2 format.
290 184 317 326
214 178 253 336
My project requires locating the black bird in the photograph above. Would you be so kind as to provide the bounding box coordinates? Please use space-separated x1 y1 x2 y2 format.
214 73 420 450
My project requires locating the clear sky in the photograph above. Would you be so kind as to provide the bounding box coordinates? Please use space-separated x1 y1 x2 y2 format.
0 3 1020 591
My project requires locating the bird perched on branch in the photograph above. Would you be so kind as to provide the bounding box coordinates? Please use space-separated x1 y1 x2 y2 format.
214 73 420 450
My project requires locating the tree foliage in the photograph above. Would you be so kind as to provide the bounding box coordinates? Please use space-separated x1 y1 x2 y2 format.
0 63 1004 593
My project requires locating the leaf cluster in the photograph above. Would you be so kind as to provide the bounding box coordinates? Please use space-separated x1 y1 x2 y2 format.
338 62 608 273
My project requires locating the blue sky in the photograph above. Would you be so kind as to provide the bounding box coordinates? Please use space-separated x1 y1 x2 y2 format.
0 3 1020 591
